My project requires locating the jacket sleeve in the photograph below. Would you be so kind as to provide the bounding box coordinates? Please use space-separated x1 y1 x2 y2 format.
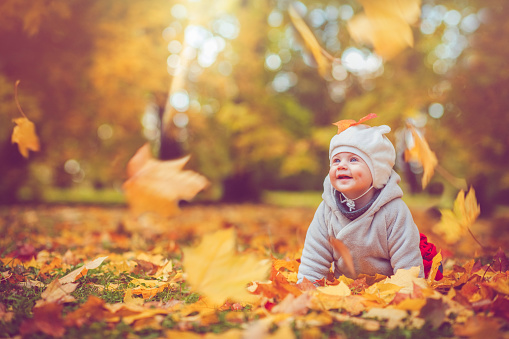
385 199 425 278
297 202 335 283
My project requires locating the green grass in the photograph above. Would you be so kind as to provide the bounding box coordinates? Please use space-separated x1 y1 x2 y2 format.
262 190 323 208
41 187 126 205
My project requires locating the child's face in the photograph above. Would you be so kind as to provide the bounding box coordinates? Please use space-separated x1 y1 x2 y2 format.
329 152 373 198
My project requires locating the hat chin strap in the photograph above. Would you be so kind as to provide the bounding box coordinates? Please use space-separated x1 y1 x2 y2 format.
339 185 373 212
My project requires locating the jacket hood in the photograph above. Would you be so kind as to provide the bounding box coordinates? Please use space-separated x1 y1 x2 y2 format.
322 169 403 221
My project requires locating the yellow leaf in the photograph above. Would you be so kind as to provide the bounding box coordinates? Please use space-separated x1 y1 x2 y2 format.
427 251 443 284
317 281 351 297
59 256 108 284
384 267 427 294
404 124 438 188
182 229 271 307
11 117 40 158
433 187 480 244
288 4 331 76
348 0 421 60
123 144 209 217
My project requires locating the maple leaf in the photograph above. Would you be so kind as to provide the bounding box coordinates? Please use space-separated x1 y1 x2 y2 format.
347 0 421 60
432 187 481 244
288 4 332 77
11 117 40 158
332 113 377 135
384 266 428 294
123 143 209 217
11 80 40 158
404 124 438 188
182 228 271 307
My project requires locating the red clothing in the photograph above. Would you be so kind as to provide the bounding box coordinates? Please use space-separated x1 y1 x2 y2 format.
419 233 443 280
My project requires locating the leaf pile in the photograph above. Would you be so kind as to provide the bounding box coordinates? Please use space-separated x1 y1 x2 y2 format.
1 204 508 338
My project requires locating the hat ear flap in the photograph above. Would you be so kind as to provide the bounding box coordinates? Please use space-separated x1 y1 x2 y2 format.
376 125 391 135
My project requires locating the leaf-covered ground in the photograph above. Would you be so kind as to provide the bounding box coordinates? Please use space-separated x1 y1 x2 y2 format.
1 204 508 338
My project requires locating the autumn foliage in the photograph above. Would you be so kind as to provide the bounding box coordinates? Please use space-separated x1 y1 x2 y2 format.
1 204 508 338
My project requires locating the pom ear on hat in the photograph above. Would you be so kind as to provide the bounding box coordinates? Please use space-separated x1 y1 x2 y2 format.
329 120 395 189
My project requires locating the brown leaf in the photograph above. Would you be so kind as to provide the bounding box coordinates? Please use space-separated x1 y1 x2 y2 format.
20 303 65 338
418 298 449 328
453 315 504 338
271 292 311 315
36 279 78 307
329 237 356 278
123 145 209 217
64 296 110 328
11 117 40 158
59 256 108 284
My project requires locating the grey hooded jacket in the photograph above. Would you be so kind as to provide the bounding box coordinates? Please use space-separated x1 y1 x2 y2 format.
297 170 424 282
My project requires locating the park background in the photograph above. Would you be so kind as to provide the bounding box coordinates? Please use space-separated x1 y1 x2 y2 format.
1 0 508 218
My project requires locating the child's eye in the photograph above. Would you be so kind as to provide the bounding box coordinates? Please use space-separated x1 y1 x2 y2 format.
350 157 359 162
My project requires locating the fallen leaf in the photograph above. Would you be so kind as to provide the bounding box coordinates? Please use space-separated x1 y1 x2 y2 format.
35 279 78 307
384 267 428 294
428 251 443 284
59 256 108 284
317 281 351 297
404 124 438 188
347 0 421 60
20 302 65 337
362 307 409 329
11 117 40 159
418 297 449 328
271 292 311 315
123 145 209 217
182 229 271 307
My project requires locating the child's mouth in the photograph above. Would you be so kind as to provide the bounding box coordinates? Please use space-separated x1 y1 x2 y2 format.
337 175 352 180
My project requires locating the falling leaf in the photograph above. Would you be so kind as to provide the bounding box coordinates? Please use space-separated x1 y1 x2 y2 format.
123 144 209 217
182 229 271 307
288 4 332 76
329 237 356 277
433 187 480 244
347 0 421 60
59 256 108 284
404 124 438 188
11 117 40 158
332 113 378 135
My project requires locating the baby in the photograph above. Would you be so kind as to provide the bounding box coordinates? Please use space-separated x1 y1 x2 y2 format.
297 116 424 283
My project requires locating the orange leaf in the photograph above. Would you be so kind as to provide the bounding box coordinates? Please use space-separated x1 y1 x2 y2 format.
332 113 377 135
404 124 438 188
11 117 40 158
288 4 332 77
329 237 356 278
123 145 209 217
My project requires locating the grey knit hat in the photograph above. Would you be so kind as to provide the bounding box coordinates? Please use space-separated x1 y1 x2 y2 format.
329 124 395 189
